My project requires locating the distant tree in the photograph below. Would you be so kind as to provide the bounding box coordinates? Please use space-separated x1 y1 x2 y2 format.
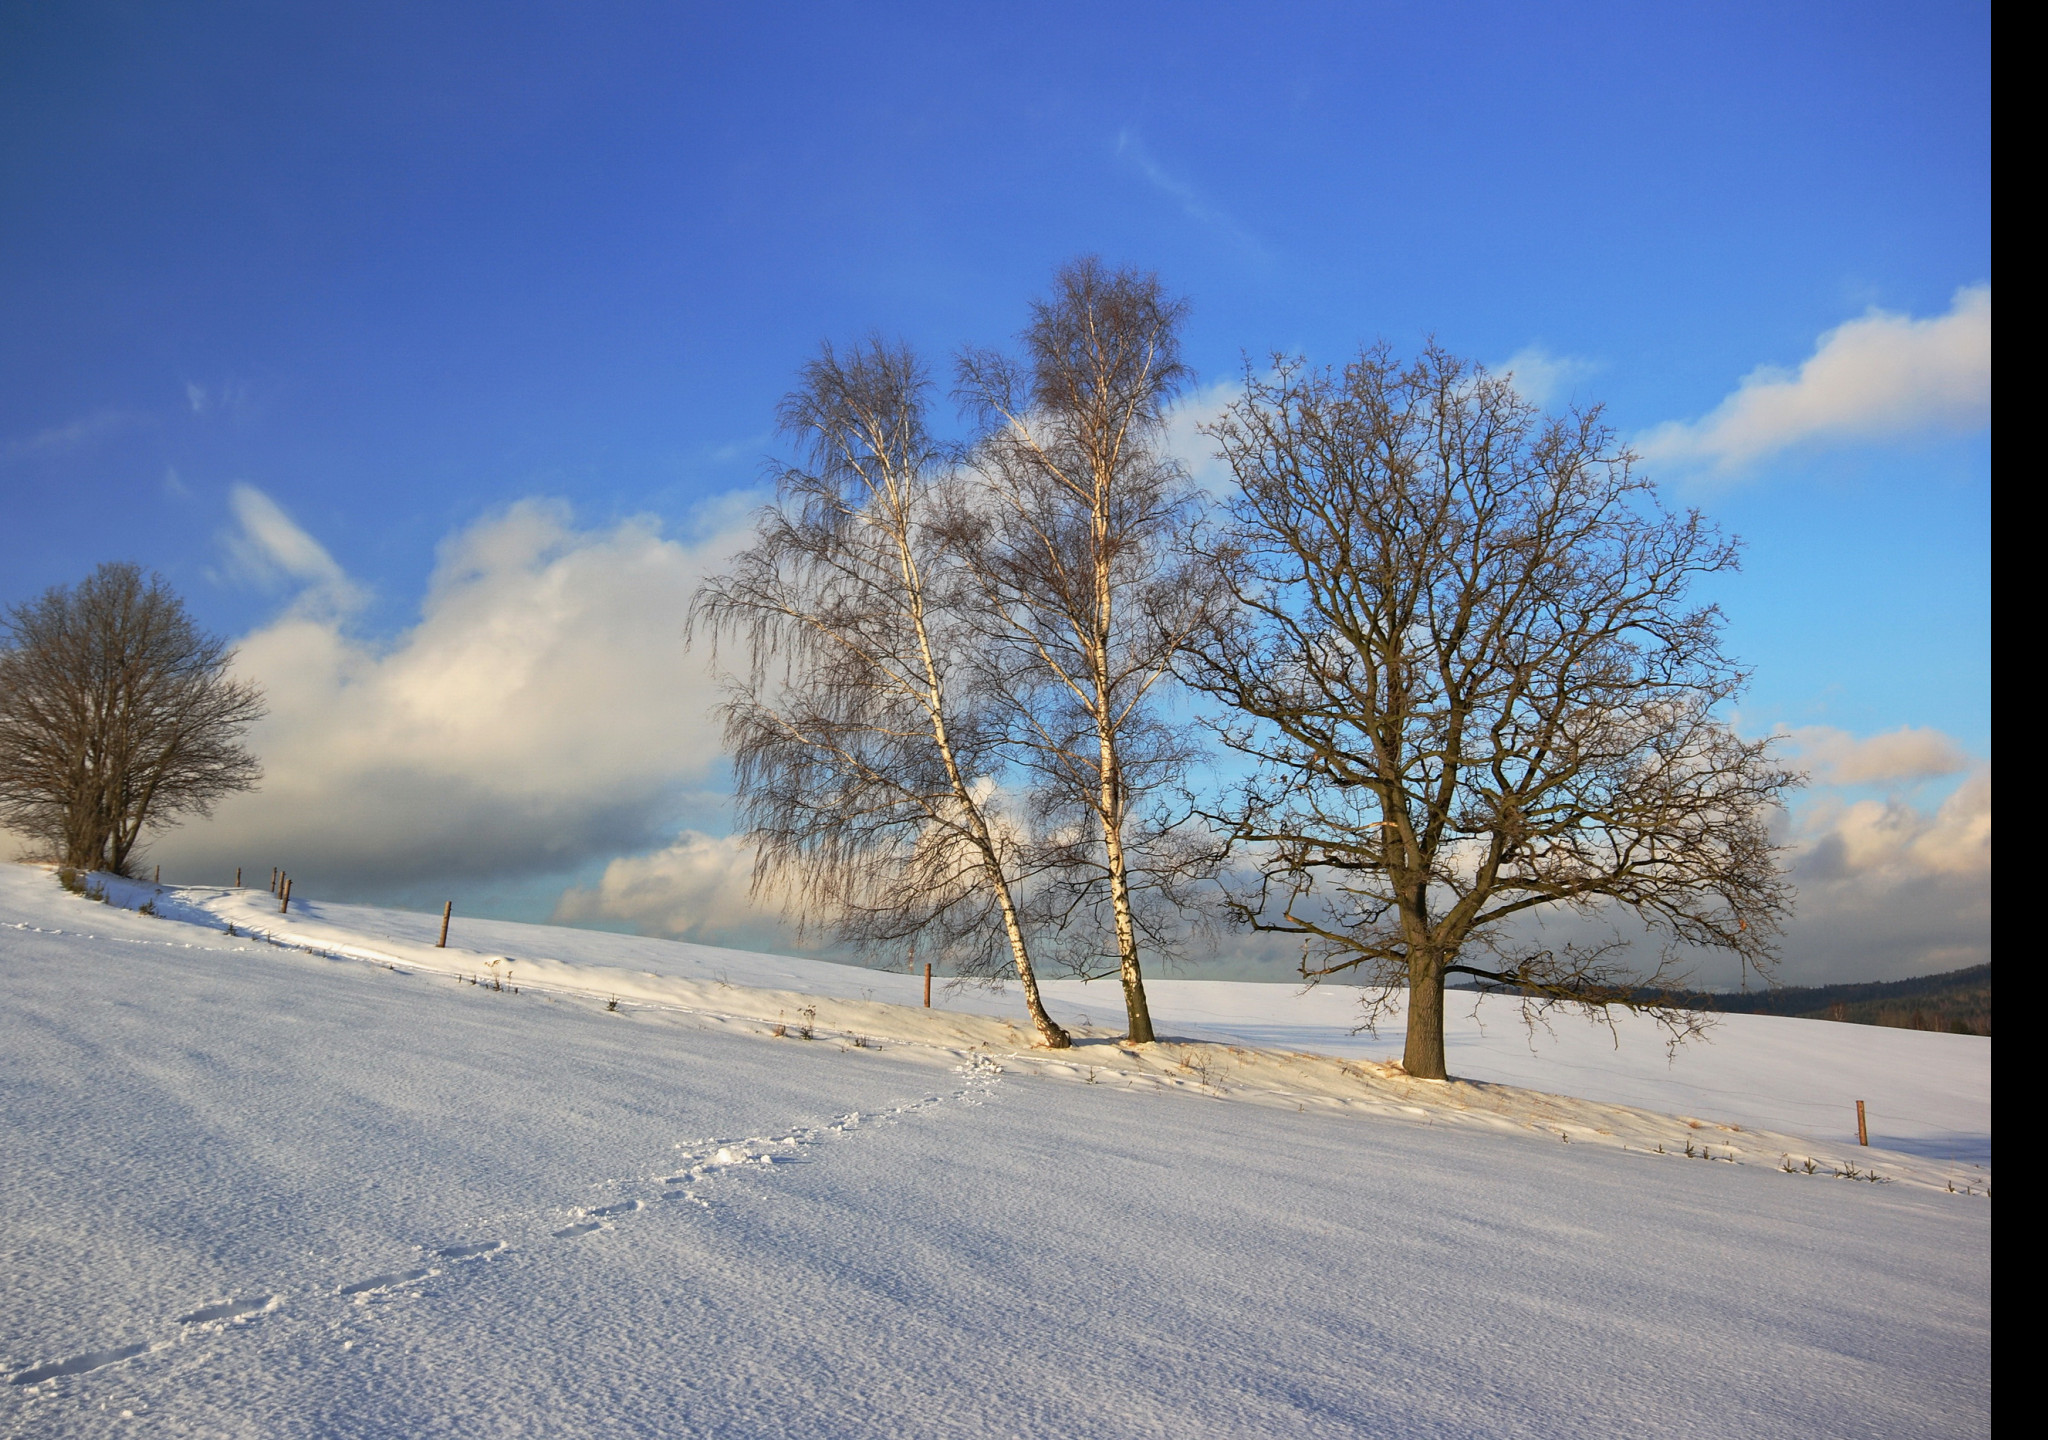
0 562 265 874
1183 347 1798 1079
693 338 1073 1047
956 258 1221 1044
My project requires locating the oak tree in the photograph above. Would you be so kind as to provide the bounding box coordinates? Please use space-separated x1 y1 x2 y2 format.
1184 348 1797 1078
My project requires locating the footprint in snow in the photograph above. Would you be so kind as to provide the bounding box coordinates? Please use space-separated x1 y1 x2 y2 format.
177 1295 279 1325
435 1241 505 1261
338 1268 436 1297
9 1343 154 1387
5 1076 1009 1387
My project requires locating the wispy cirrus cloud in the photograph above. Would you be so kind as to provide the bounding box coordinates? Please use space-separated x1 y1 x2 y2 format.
1639 284 1990 472
1115 130 1265 259
219 484 367 617
0 409 145 465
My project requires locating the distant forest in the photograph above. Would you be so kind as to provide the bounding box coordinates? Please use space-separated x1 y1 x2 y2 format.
1699 964 1991 1035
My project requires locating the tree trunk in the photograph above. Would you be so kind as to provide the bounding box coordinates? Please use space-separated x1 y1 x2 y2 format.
1105 841 1154 1042
1099 730 1155 1043
1403 947 1448 1079
992 865 1071 1048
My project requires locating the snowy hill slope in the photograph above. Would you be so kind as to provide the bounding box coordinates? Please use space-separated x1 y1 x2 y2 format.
2 865 1990 1437
90 870 1990 1172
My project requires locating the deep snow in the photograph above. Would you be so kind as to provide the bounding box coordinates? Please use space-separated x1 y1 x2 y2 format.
2 866 1990 1437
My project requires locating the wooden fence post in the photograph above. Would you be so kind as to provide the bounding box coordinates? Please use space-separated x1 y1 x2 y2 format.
438 901 452 948
153 865 160 885
235 867 242 888
1856 1099 1868 1147
924 962 932 1008
280 877 292 915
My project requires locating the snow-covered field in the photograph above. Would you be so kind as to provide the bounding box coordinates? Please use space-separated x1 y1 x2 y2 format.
3 865 1990 1437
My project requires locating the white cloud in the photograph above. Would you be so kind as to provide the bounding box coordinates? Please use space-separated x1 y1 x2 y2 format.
220 484 366 616
1162 379 1242 495
157 495 753 890
184 379 250 419
1782 725 1973 787
1753 728 1991 983
0 409 141 465
1497 347 1599 408
1793 767 1990 883
553 831 800 950
1114 130 1265 258
1639 284 1990 470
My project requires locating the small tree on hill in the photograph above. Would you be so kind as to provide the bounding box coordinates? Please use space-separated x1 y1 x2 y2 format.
0 562 264 874
1183 347 1798 1079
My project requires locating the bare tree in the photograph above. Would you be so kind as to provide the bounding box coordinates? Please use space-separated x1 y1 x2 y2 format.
1183 347 1798 1079
0 563 265 874
955 258 1219 1044
693 338 1072 1047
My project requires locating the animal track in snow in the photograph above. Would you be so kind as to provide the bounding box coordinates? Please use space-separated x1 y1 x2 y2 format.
338 1268 437 1297
9 1343 155 1386
435 1241 505 1260
659 1058 1004 1206
4 1059 1008 1399
177 1296 279 1325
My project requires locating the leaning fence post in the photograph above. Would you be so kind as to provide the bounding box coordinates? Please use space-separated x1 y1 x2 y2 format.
1856 1099 1868 1147
924 962 932 1008
438 901 452 948
280 877 292 915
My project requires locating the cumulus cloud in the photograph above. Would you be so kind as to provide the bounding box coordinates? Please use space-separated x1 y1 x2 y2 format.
552 831 803 951
1793 766 1990 884
1782 725 1973 787
1761 724 1990 983
1497 347 1599 408
1449 743 1990 990
156 494 753 892
1162 379 1242 495
1639 284 1990 471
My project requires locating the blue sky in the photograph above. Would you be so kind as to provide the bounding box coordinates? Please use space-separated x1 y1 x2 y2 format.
0 2 1989 983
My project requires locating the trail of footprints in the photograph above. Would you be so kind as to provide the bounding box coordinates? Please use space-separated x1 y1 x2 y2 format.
6 1056 1004 1394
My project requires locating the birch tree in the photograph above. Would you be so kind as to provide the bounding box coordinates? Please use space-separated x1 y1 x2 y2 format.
693 338 1072 1047
955 259 1218 1044
1184 348 1798 1079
